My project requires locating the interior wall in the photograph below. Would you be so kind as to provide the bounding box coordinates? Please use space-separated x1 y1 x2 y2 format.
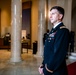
71 0 76 50
0 0 11 37
72 13 76 48
72 8 76 49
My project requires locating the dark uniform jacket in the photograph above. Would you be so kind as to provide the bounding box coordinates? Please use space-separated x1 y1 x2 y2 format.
42 22 69 75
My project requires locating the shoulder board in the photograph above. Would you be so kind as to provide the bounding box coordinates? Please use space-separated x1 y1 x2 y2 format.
60 26 66 29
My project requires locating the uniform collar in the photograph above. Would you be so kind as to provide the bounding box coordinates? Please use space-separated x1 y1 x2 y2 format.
53 22 62 28
52 22 64 32
49 22 64 34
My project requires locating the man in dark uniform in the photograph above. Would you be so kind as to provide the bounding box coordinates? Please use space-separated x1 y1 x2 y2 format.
38 6 69 75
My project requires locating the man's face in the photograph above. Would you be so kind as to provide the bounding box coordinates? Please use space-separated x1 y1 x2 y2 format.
49 9 62 25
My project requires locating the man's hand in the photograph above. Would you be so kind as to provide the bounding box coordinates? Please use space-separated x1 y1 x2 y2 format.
38 65 44 75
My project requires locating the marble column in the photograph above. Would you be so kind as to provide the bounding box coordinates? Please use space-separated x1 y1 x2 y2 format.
48 0 57 30
57 0 72 30
37 0 47 56
10 0 22 62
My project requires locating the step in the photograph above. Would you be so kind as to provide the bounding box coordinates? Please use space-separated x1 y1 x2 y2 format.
71 52 76 56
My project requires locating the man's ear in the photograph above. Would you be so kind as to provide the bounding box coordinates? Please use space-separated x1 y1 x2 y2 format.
59 14 63 20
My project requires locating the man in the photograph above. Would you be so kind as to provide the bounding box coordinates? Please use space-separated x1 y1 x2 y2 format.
38 6 69 75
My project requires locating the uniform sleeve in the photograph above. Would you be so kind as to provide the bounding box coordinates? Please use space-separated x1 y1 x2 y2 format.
46 28 69 72
42 59 44 66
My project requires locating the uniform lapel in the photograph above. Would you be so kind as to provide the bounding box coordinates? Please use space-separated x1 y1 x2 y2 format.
53 22 64 32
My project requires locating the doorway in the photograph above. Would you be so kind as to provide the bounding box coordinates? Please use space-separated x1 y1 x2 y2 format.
22 1 32 49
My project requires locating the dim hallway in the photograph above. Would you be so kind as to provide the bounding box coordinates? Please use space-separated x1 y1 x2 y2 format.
0 49 76 75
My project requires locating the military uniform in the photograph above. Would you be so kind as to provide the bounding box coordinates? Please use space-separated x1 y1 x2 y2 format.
42 22 69 75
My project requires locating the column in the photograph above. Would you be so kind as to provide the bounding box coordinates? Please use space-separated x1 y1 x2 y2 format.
10 0 22 62
48 0 57 30
37 0 47 56
57 0 72 30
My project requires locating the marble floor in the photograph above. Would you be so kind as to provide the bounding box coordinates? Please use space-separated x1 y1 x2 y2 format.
0 49 75 75
0 49 43 75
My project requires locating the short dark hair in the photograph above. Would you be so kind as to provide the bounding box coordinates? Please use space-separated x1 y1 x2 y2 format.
50 6 65 20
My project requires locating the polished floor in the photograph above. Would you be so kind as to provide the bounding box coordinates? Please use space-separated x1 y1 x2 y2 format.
0 49 75 75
